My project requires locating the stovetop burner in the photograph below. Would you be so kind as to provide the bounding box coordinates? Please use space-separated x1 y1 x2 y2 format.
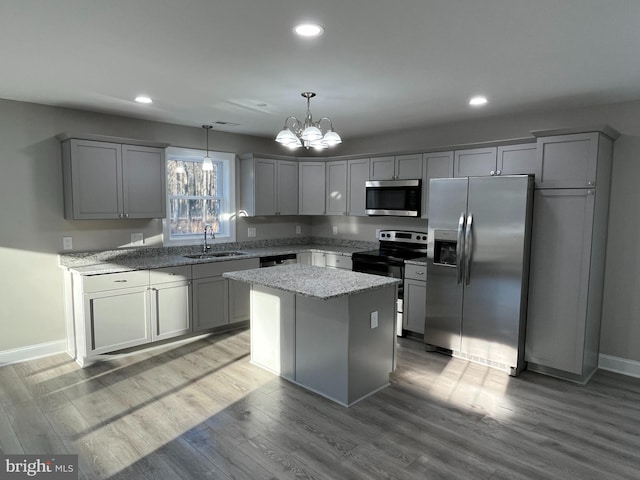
352 230 427 266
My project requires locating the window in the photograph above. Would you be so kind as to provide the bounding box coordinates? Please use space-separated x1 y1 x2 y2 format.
163 147 236 245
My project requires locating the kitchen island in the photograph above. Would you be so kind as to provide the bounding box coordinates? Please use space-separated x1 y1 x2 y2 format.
224 264 400 406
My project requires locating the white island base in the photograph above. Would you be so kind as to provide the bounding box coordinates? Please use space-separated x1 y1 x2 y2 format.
250 283 396 407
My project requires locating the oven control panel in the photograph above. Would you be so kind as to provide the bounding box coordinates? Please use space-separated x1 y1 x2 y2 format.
377 230 428 244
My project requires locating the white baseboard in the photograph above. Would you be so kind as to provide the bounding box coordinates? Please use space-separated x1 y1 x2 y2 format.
0 340 67 366
599 354 640 379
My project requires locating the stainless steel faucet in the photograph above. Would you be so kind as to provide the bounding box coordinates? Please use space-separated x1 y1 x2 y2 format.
203 224 215 252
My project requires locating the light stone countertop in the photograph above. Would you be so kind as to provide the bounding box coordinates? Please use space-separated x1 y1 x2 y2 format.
223 264 401 300
63 244 368 276
405 257 427 266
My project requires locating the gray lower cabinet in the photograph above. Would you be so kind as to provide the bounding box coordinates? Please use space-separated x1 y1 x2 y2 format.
83 284 151 355
297 252 312 265
403 263 426 334
75 270 151 364
60 136 167 220
149 266 192 341
192 276 229 331
191 258 260 332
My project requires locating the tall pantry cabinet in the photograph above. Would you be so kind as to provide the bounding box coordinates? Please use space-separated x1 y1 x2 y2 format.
526 130 616 383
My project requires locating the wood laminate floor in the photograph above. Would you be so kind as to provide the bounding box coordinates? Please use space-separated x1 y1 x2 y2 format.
1 328 639 479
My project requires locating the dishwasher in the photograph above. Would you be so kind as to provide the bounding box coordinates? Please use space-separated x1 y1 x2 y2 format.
259 253 297 267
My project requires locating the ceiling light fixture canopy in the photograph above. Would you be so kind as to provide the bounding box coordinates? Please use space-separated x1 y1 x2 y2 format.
275 92 342 150
202 125 213 171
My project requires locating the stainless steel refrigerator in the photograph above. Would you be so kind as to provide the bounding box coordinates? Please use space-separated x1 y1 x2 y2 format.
425 175 534 375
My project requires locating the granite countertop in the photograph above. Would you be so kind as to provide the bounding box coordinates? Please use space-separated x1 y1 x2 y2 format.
60 239 375 275
405 256 427 266
223 264 401 300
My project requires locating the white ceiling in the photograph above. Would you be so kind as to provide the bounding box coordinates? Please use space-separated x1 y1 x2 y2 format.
1 0 639 140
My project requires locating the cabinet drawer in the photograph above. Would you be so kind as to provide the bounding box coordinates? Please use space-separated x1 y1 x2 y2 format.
149 265 191 284
325 254 353 270
82 270 149 293
405 263 427 281
192 257 259 279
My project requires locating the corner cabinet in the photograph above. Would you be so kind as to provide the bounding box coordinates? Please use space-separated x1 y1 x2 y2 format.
192 258 260 332
239 155 298 216
58 134 168 219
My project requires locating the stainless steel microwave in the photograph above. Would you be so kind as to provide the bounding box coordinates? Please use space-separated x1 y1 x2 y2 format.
365 179 421 217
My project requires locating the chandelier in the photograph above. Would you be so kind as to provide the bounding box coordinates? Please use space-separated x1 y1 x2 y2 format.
275 92 342 150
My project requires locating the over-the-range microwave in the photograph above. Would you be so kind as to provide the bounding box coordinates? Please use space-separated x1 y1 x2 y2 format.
365 179 421 217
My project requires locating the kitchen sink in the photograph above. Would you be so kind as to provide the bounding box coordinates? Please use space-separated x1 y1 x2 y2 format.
184 251 248 259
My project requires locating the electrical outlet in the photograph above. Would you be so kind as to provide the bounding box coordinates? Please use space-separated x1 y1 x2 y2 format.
332 225 338 235
131 233 144 246
296 225 301 235
248 227 256 238
370 311 379 329
62 236 73 250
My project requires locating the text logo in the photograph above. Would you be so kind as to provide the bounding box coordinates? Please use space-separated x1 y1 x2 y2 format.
0 455 78 479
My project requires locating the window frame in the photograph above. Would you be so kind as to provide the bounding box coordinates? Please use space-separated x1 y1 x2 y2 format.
163 147 236 246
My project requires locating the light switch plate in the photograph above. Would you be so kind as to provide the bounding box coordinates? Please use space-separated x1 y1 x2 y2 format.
370 311 379 329
296 225 301 235
131 233 144 246
248 227 256 238
332 225 338 235
62 236 73 250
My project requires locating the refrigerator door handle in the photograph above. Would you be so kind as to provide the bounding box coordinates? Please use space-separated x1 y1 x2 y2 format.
456 212 465 285
464 213 473 285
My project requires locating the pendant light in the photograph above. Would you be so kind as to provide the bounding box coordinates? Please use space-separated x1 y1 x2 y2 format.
202 125 213 171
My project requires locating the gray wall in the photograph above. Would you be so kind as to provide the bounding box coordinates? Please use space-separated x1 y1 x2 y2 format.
1 96 640 367
0 98 279 351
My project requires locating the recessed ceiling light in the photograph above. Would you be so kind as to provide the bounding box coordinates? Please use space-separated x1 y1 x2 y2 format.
469 96 488 106
135 96 153 104
294 23 324 37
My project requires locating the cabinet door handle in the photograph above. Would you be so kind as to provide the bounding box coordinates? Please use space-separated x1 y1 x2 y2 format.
490 170 496 176
416 271 424 275
496 170 502 176
114 279 128 283
587 181 595 186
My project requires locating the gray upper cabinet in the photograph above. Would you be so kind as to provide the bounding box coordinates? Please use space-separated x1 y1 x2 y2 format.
347 158 370 216
454 147 498 177
423 151 454 219
240 155 299 216
497 144 537 176
326 158 370 216
60 137 166 220
535 132 599 188
370 154 422 180
326 160 348 215
298 161 326 215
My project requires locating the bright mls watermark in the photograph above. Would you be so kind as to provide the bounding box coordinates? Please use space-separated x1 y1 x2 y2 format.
0 455 78 479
